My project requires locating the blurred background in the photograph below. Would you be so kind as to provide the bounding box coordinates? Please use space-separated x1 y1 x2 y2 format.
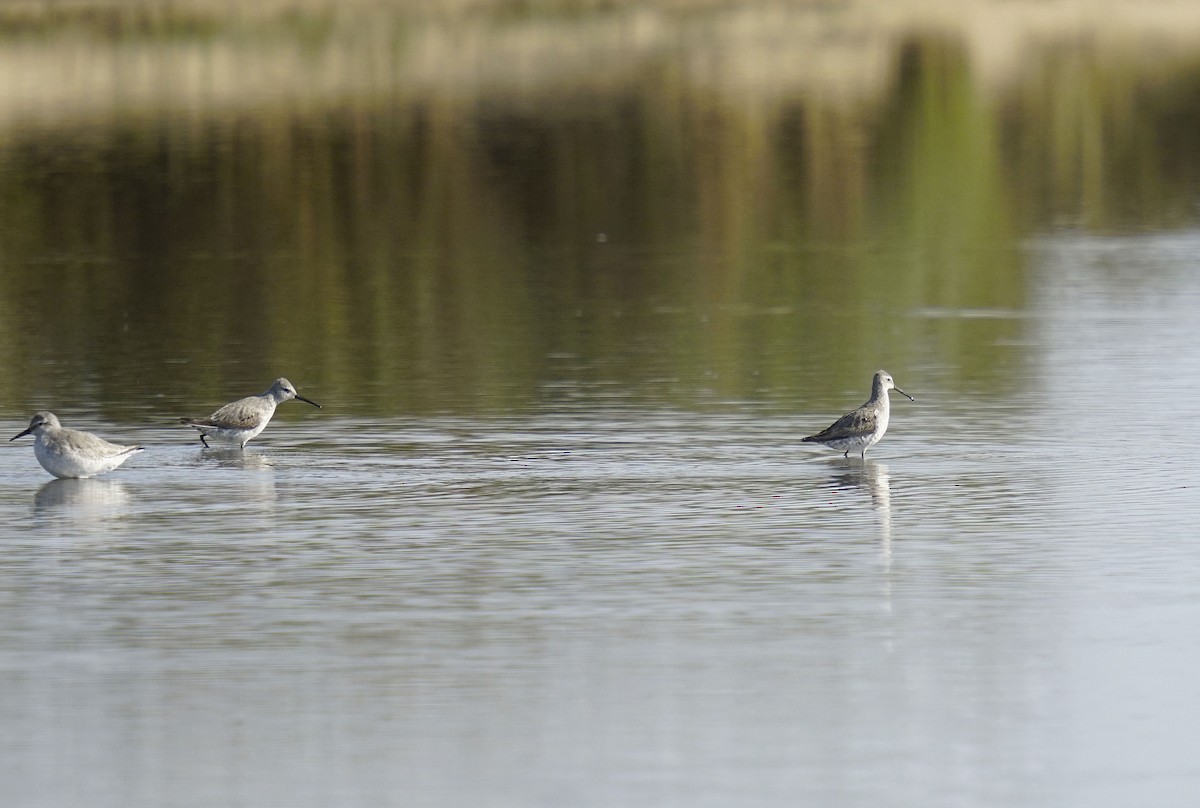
1 0 1196 415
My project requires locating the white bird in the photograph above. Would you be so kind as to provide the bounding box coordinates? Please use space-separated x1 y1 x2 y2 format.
11 411 143 479
181 377 321 449
802 370 914 459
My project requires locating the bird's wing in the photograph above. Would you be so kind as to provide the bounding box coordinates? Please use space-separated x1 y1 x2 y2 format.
191 397 264 429
60 428 136 457
806 406 877 441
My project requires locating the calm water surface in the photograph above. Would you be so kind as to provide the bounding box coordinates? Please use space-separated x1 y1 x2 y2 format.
3 5 1200 806
1 231 1199 807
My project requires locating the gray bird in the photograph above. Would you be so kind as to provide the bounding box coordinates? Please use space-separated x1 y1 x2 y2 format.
802 370 913 459
11 412 143 478
182 378 321 449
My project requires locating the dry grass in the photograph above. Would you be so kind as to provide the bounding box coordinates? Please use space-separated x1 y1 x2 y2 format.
0 0 1196 131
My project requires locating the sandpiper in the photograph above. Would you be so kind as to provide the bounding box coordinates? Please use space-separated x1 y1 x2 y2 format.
182 377 321 449
802 370 913 459
10 412 143 479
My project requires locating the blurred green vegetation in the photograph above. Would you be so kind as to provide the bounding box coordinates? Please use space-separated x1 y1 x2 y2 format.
0 4 1194 416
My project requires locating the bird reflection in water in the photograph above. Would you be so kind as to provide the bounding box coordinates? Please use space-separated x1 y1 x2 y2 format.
828 459 892 562
194 447 276 470
34 477 131 513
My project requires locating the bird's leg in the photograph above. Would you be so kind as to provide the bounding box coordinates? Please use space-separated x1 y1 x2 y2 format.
199 434 209 448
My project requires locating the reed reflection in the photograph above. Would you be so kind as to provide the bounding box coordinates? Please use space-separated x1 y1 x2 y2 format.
0 13 1192 418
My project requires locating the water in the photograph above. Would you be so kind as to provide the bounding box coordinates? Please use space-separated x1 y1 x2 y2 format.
3 3 1200 806
5 228 1200 806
